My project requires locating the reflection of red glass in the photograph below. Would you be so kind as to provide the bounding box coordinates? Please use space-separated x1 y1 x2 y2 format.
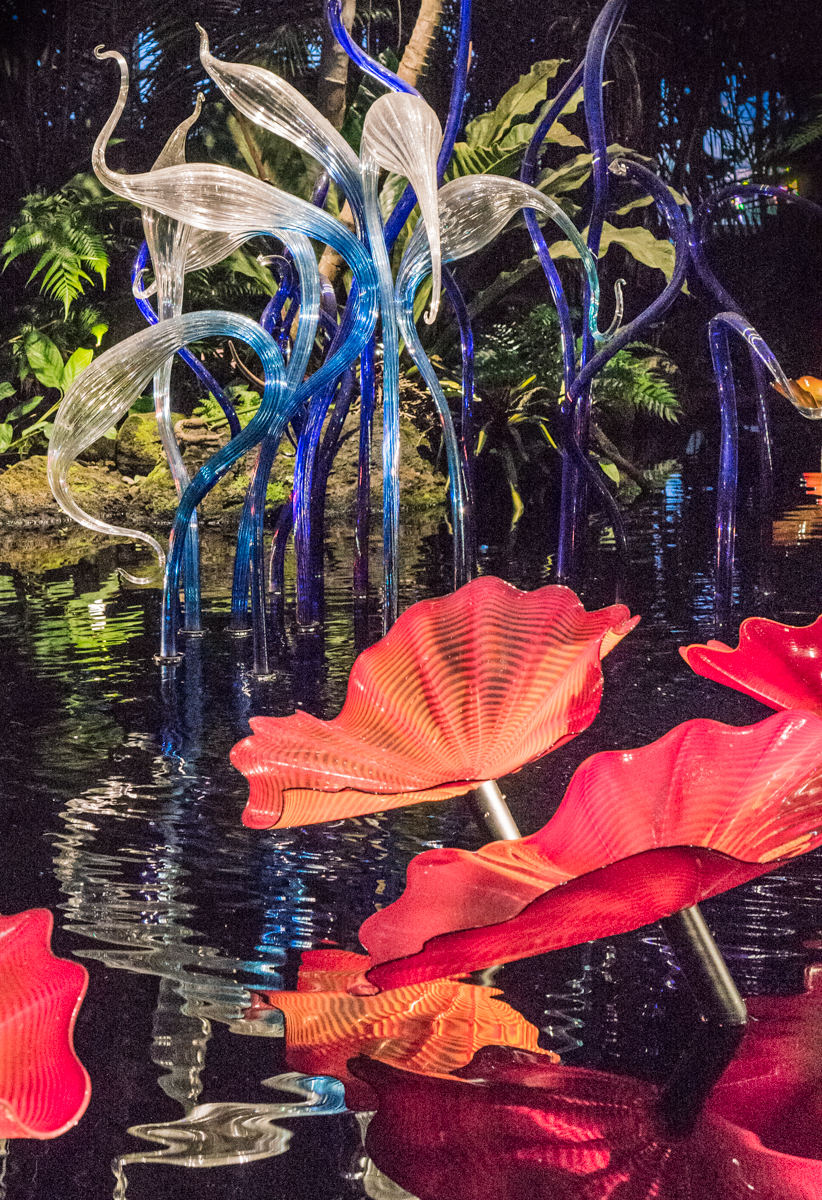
230 576 638 828
360 710 822 989
246 949 556 1111
802 472 822 500
707 964 822 1162
681 614 822 715
352 1045 822 1199
0 909 90 1138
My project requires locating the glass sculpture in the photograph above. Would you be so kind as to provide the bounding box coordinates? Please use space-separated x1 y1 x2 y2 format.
681 614 822 714
358 709 822 988
0 909 90 1139
230 575 638 828
353 1044 822 1199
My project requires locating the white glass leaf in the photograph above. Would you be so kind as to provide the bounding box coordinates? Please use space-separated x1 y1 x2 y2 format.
47 311 279 584
398 173 601 330
196 24 364 230
360 93 443 323
94 49 318 259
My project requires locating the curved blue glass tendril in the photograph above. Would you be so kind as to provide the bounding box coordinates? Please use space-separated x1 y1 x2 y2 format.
159 222 379 661
229 234 320 668
354 336 377 596
132 241 241 438
691 185 822 609
442 265 476 562
520 60 584 395
325 0 420 97
708 311 806 626
558 159 691 596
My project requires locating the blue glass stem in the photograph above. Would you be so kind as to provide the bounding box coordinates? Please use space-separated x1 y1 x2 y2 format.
354 339 377 596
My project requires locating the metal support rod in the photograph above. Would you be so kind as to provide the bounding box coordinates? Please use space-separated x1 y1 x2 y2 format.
471 780 520 841
658 904 747 1135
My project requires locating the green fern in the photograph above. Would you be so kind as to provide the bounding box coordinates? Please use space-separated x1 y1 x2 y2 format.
2 190 110 316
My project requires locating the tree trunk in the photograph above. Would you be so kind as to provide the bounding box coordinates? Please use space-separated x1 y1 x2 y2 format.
318 0 447 287
317 0 357 130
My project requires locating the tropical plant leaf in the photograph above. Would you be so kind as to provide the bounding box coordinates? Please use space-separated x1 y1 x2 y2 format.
0 383 16 404
0 424 12 454
464 60 565 147
24 331 64 391
2 189 110 316
6 396 40 421
550 221 678 282
226 248 278 296
60 347 94 394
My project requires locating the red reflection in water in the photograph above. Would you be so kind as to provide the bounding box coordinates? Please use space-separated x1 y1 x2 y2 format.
681 614 822 714
360 711 822 988
246 949 556 1111
352 1042 822 1199
0 909 90 1138
231 576 638 828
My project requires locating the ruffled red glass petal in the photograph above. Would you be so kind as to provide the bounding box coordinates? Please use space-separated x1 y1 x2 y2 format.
361 710 822 988
352 1046 822 1199
680 614 822 715
0 909 90 1139
231 576 638 829
245 949 556 1111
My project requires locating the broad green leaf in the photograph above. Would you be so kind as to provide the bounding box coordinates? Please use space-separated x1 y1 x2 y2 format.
6 395 41 421
0 423 12 453
91 323 108 347
25 332 65 391
226 248 277 296
103 426 118 440
600 461 620 483
61 346 95 394
612 195 654 216
0 382 16 404
466 60 565 147
550 221 678 282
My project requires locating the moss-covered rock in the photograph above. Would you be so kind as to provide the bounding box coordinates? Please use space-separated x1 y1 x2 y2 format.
116 412 184 476
0 456 126 525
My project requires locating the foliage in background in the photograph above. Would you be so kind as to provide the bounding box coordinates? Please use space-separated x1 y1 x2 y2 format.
422 303 680 524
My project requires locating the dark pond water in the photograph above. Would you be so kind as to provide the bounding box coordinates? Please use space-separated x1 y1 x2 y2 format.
2 433 822 1198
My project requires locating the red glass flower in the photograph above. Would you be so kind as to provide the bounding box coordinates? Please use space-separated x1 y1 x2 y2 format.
245 948 556 1111
231 576 638 829
352 1045 822 1199
0 909 90 1138
681 614 822 715
360 710 822 989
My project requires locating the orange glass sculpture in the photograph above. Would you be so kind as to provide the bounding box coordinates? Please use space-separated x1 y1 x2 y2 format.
246 948 556 1110
773 374 822 413
0 909 90 1138
359 710 822 989
231 576 638 829
681 614 822 715
352 1044 822 1199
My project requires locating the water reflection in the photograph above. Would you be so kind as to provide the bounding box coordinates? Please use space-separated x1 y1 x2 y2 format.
1 470 822 1197
112 1073 346 1194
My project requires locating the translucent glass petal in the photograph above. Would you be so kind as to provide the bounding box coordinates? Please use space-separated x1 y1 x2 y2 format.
196 25 364 229
47 310 279 583
361 93 443 323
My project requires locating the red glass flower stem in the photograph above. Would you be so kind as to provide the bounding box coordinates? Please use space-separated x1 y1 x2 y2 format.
468 788 746 1135
658 905 747 1135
